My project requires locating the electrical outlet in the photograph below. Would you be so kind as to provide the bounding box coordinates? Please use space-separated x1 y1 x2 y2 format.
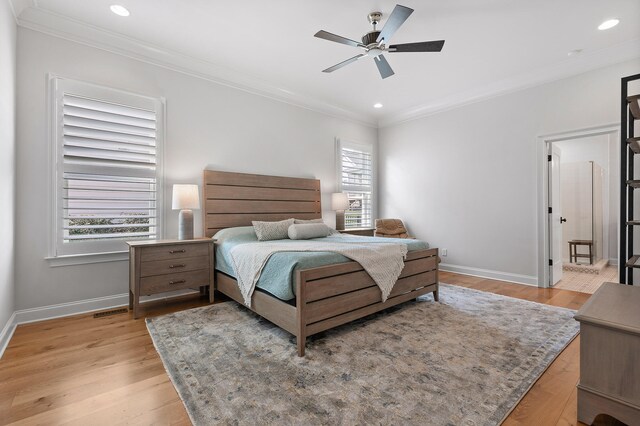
442 248 447 256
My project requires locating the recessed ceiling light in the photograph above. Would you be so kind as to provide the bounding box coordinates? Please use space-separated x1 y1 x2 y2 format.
598 19 619 30
568 49 583 56
110 5 130 17
373 103 383 108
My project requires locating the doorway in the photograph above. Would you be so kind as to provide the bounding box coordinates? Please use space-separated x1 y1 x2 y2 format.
537 125 620 291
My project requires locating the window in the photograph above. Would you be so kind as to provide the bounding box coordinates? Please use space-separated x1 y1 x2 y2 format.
337 140 374 229
50 78 163 258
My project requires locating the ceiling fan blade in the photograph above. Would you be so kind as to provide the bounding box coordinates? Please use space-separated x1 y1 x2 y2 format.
388 40 445 53
376 4 414 43
322 54 365 73
315 30 365 48
374 54 395 79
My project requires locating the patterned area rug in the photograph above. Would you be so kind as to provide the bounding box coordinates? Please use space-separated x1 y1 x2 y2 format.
146 284 579 425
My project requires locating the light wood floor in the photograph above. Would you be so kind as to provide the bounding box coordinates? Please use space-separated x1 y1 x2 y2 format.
0 273 591 425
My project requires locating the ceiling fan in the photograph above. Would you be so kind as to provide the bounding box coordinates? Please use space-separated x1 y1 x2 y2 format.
314 4 445 79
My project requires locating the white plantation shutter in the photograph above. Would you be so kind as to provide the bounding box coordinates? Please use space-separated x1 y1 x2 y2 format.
337 140 374 229
52 78 163 256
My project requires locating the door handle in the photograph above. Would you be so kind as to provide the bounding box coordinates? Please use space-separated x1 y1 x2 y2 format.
560 217 567 223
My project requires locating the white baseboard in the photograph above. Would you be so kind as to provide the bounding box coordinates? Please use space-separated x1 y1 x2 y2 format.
440 263 538 287
608 258 618 266
1 289 200 359
0 312 17 360
13 293 130 325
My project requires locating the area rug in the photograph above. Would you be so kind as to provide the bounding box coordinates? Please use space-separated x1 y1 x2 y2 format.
146 284 579 425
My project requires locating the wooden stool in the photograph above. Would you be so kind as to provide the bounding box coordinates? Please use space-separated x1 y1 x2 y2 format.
568 240 593 265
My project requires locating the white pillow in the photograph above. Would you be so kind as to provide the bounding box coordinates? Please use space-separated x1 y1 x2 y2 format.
252 219 294 241
288 223 333 240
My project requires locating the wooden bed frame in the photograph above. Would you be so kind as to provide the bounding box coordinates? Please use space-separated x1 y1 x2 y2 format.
203 170 439 356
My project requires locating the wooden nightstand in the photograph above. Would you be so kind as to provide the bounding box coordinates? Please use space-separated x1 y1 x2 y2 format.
127 238 215 318
339 228 375 236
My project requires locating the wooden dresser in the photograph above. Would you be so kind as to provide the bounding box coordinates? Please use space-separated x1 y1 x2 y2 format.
574 282 640 425
127 238 214 318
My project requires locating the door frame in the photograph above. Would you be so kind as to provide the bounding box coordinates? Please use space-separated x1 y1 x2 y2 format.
536 123 620 288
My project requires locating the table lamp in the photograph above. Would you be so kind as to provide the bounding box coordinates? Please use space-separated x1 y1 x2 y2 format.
331 192 350 231
172 184 200 240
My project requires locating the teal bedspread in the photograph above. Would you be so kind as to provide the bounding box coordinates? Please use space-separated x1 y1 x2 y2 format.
213 226 429 301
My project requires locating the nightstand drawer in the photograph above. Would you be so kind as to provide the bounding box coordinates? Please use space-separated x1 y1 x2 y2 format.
140 243 209 262
140 269 210 295
140 255 210 277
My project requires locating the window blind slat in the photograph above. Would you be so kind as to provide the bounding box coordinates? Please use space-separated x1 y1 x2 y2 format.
64 136 156 155
63 116 156 139
65 215 156 220
63 159 156 177
63 173 156 184
64 186 155 193
63 94 156 120
64 147 156 165
64 197 156 202
64 126 155 146
63 105 156 129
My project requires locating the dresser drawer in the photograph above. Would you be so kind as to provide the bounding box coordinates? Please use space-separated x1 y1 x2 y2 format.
140 269 210 295
140 255 210 277
140 243 210 262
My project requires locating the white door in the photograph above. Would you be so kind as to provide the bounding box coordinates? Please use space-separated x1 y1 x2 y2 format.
549 144 563 285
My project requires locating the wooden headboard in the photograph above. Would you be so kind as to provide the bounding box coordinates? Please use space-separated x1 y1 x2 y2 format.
203 170 322 237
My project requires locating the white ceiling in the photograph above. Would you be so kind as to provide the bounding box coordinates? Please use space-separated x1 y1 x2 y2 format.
14 0 640 126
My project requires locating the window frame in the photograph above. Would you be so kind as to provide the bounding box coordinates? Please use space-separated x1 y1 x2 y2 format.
336 138 376 229
47 75 165 262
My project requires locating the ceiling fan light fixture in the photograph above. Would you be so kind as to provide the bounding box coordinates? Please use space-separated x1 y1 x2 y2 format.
598 19 619 30
110 5 130 17
373 103 383 108
314 4 444 79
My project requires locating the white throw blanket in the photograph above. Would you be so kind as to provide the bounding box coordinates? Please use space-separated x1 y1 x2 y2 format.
229 240 409 307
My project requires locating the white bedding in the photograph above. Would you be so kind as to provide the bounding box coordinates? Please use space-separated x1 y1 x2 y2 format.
229 239 409 307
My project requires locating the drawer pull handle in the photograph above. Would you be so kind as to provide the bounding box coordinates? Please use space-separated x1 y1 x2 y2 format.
169 280 186 285
169 249 186 254
169 264 186 269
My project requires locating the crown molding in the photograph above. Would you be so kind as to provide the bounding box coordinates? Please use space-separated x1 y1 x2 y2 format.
7 0 32 22
13 4 640 130
378 38 640 128
15 5 377 128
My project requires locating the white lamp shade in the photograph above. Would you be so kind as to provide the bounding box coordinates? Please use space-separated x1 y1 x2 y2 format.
331 193 350 211
172 184 200 210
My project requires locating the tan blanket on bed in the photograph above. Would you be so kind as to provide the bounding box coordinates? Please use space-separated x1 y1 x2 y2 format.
229 240 408 307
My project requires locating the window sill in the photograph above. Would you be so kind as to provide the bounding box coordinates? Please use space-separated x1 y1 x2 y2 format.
46 251 129 267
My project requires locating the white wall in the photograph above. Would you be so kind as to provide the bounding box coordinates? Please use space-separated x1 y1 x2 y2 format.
555 134 618 264
379 59 640 284
15 28 376 311
0 0 17 338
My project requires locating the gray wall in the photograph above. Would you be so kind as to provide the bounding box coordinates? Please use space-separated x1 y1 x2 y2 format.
0 0 16 334
378 59 640 283
15 28 377 311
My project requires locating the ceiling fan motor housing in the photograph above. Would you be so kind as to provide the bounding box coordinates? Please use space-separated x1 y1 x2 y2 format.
362 31 382 46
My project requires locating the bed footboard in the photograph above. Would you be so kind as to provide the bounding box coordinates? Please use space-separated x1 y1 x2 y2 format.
295 248 439 356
